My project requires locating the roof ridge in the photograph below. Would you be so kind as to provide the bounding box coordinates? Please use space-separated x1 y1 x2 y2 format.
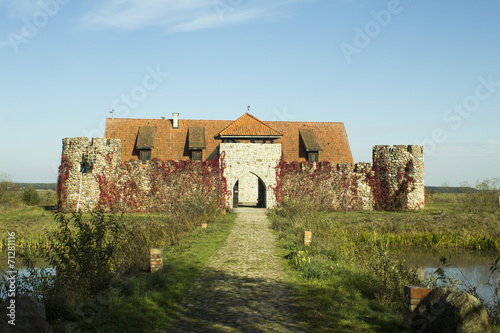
215 113 283 138
243 113 284 135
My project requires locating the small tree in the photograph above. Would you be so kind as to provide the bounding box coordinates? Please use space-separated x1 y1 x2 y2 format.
22 184 40 206
0 173 19 203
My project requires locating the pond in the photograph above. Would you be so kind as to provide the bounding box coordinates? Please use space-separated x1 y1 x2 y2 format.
390 247 500 303
0 250 54 299
0 250 49 271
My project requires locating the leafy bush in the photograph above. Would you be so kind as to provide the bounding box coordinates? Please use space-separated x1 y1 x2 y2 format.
1 196 224 329
43 212 123 303
21 184 40 206
0 173 20 211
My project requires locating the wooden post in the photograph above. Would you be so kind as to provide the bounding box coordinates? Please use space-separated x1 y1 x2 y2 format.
304 231 312 246
150 248 163 273
403 285 431 328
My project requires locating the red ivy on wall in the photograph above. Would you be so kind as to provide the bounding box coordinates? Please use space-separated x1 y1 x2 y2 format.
274 157 362 211
91 152 229 213
368 152 415 211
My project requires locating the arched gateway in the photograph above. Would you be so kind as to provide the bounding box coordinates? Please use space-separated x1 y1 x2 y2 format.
216 113 283 209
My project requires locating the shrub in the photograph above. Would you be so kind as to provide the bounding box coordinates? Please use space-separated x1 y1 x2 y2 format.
44 211 123 303
0 173 20 210
39 190 56 207
22 184 40 206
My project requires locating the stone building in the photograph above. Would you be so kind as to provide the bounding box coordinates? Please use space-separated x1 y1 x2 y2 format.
57 112 424 212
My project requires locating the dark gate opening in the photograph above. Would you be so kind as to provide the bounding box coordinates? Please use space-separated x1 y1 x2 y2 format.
257 178 266 208
233 181 239 208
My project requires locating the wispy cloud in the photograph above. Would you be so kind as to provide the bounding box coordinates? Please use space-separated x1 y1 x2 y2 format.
78 0 310 32
489 139 500 145
0 0 43 17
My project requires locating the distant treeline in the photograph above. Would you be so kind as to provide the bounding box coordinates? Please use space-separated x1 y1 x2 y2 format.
425 186 478 193
15 183 57 191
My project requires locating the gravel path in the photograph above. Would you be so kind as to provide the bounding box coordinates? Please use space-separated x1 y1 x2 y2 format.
168 208 307 332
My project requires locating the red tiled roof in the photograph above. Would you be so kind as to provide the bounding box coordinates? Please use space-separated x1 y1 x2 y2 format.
104 114 353 165
269 121 353 164
215 113 283 138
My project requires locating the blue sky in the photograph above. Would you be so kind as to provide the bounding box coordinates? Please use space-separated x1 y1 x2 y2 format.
0 0 499 186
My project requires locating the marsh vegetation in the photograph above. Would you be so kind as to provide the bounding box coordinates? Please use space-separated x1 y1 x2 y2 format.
269 180 500 331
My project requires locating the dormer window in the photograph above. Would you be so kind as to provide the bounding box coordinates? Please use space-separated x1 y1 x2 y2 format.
191 150 202 161
308 152 319 163
136 126 156 164
300 129 323 162
188 127 206 161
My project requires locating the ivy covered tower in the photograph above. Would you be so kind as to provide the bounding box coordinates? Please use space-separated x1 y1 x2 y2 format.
57 137 121 212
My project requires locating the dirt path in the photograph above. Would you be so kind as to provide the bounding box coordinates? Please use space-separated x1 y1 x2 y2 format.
168 208 307 332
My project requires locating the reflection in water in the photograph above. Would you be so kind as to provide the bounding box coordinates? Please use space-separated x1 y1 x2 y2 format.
390 247 500 303
0 250 49 270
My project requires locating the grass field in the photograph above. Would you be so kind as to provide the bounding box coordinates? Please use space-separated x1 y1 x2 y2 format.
0 206 57 249
269 192 500 332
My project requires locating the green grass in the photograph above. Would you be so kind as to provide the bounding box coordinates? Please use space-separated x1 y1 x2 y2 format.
269 192 500 332
288 192 500 250
0 206 58 249
276 246 410 332
71 212 236 333
3 192 499 331
0 207 203 250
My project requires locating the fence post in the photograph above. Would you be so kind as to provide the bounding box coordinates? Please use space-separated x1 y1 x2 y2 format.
304 231 312 246
150 248 163 273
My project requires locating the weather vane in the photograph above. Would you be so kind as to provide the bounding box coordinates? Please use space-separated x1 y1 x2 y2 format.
247 105 250 111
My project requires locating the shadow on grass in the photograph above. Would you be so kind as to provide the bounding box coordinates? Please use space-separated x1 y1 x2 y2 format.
41 205 57 211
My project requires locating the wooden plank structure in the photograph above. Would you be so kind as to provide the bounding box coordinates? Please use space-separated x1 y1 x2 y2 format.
403 285 432 328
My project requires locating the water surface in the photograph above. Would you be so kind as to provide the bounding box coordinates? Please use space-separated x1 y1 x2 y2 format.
391 246 500 303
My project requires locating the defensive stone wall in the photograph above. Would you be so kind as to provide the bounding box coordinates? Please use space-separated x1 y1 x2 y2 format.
276 161 373 211
57 138 423 212
57 137 226 213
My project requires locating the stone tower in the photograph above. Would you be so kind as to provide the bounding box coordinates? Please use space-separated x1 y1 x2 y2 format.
372 145 424 210
58 137 121 212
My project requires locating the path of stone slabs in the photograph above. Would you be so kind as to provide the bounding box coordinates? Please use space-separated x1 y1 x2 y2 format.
168 207 308 332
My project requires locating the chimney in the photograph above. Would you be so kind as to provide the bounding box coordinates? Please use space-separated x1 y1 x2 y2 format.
172 112 179 129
